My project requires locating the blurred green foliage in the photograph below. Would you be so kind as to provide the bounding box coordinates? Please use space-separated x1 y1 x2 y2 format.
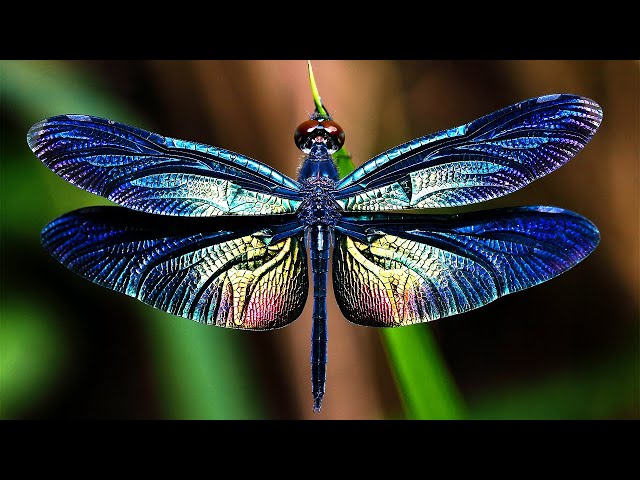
0 297 65 419
471 346 638 419
143 309 263 419
1 60 261 419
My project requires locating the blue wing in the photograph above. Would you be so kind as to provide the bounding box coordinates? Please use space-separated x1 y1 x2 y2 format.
41 207 307 329
333 207 599 326
28 115 303 216
335 95 602 211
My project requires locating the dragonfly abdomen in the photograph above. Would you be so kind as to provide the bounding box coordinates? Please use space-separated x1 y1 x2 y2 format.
308 224 332 412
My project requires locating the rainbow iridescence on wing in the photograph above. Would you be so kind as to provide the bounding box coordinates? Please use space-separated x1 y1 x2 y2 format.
28 115 302 217
41 208 307 329
334 207 599 326
336 95 602 211
28 90 603 413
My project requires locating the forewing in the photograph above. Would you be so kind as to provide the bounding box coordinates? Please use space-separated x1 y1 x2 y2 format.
333 207 599 326
28 115 302 216
41 207 307 329
336 95 602 211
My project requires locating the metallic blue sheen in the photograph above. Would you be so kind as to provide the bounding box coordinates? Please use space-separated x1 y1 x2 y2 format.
28 115 303 216
41 208 307 329
334 207 600 325
298 144 341 181
335 94 602 211
31 93 603 413
297 143 340 412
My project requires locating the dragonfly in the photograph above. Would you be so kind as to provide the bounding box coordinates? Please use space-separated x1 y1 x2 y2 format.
28 66 602 413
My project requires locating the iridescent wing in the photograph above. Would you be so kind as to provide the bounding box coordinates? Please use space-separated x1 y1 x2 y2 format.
28 115 302 216
335 95 602 211
333 207 599 326
41 207 307 329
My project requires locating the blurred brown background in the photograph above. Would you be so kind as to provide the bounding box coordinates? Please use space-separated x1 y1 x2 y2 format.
1 60 638 419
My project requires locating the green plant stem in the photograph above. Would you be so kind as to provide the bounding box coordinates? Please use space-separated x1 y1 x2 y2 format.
383 327 466 419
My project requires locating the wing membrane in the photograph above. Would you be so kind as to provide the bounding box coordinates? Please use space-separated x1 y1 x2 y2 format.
28 115 302 216
333 207 599 326
41 207 307 329
336 95 602 211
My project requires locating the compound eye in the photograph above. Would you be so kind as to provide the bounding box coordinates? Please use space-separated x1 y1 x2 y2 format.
294 120 321 152
320 120 345 153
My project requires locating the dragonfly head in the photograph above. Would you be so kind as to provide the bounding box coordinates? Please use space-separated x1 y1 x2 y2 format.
294 118 345 154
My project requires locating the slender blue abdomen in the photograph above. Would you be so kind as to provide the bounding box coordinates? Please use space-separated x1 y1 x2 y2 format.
308 225 331 412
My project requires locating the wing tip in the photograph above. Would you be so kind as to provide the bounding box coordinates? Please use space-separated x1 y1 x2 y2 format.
544 93 604 132
521 205 600 243
26 119 48 153
27 114 105 153
533 205 601 259
584 215 601 252
40 216 68 263
576 95 604 132
40 219 53 248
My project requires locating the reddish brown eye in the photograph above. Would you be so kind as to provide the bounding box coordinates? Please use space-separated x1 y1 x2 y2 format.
320 120 345 143
294 120 321 151
294 118 346 154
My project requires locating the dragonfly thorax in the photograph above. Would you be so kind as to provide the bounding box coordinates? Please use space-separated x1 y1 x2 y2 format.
297 141 342 227
298 176 342 227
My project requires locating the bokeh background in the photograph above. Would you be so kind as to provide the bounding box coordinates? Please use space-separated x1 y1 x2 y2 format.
1 60 638 420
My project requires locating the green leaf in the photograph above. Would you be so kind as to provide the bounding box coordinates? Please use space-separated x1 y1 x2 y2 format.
333 146 356 180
